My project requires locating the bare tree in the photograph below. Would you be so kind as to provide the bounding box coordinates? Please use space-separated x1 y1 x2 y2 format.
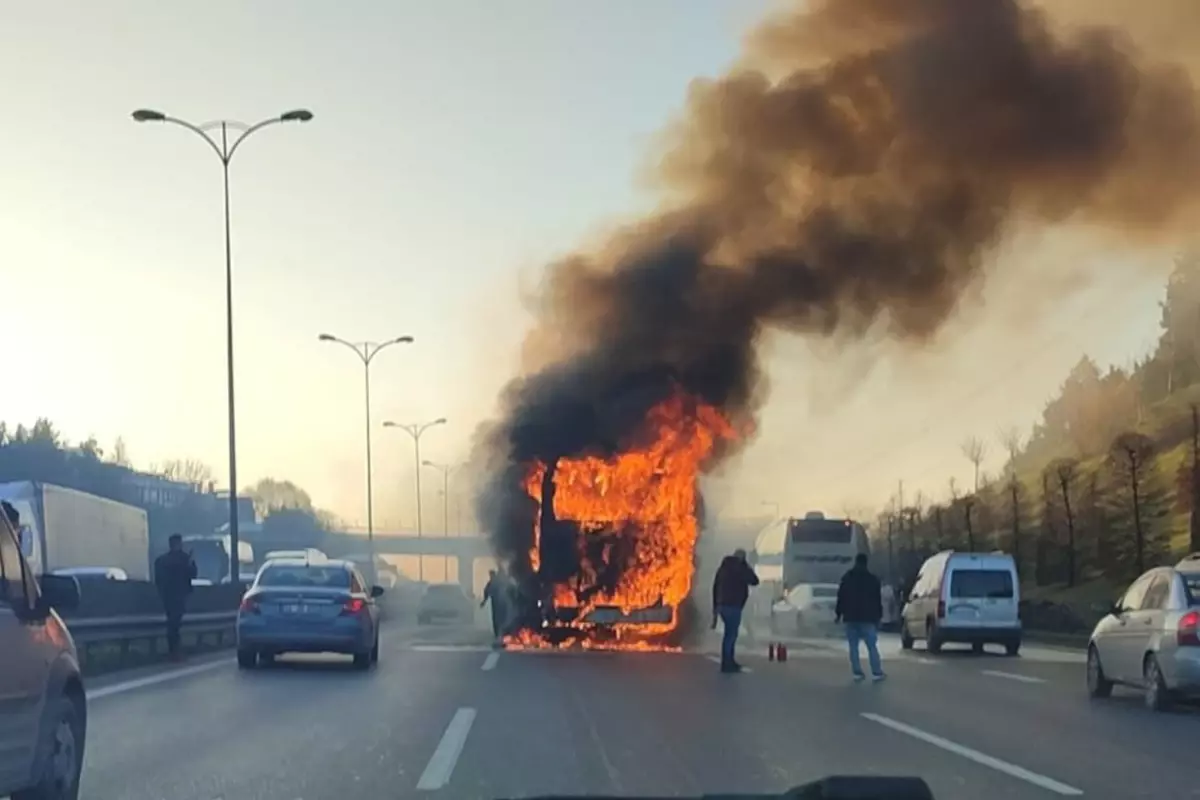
1110 432 1156 575
962 436 987 493
157 458 215 488
963 495 976 551
998 427 1024 571
1191 405 1200 553
1048 458 1079 586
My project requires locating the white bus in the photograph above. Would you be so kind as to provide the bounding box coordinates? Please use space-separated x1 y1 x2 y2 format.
753 511 870 592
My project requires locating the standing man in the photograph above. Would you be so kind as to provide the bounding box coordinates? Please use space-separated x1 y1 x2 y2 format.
711 548 760 673
835 552 886 682
480 568 508 646
154 534 197 661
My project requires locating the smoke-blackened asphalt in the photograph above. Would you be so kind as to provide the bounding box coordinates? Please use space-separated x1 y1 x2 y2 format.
78 621 1196 800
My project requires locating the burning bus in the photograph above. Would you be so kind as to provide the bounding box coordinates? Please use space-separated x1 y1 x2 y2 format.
503 391 735 650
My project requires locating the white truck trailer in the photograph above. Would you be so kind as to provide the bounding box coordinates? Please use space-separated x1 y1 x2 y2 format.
0 480 150 580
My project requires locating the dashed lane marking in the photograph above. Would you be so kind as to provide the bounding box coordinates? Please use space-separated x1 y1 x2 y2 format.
481 651 500 671
87 658 234 700
416 707 477 791
981 669 1046 684
861 713 1083 796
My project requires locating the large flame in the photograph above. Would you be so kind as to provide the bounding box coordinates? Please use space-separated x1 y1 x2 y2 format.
509 390 736 649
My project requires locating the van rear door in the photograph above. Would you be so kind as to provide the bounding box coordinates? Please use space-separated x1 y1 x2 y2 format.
945 562 1017 629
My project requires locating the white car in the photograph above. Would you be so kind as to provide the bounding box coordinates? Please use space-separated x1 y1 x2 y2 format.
770 583 840 635
900 550 1021 655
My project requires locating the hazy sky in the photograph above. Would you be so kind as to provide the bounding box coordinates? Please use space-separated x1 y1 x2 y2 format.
1 1 1182 530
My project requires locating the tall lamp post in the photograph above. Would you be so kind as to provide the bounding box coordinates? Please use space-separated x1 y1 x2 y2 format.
132 106 313 583
422 460 459 577
318 334 413 563
383 418 446 581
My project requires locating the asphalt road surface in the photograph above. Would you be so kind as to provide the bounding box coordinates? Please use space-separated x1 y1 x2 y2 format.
73 620 1198 800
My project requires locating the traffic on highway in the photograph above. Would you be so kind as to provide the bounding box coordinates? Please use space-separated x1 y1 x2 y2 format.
7 0 1200 798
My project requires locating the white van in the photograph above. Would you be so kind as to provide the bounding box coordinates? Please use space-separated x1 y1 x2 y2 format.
900 551 1021 655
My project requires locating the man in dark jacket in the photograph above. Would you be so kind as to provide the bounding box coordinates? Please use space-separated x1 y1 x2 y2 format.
835 552 885 681
154 534 197 660
480 569 510 645
712 548 760 673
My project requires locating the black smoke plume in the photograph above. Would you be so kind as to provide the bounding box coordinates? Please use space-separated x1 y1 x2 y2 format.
474 0 1200 608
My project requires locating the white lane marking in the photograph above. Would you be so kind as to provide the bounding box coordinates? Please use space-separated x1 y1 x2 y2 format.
481 651 500 671
87 658 233 700
411 644 492 653
705 655 753 673
982 669 1046 684
861 713 1083 796
416 707 477 791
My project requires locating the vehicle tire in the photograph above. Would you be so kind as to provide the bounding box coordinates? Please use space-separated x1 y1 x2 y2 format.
1143 654 1173 712
926 621 943 654
972 642 985 654
259 652 276 666
353 650 372 670
1086 645 1113 699
371 635 380 664
13 693 85 800
236 648 257 669
899 622 914 650
1005 639 1021 657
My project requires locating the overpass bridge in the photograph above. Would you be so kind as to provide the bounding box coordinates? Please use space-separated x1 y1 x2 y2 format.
322 532 491 593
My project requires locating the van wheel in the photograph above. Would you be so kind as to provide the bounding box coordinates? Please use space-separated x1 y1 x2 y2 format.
899 622 914 650
1086 646 1113 699
972 642 985 654
1005 639 1021 657
353 650 372 670
926 621 943 654
13 694 84 800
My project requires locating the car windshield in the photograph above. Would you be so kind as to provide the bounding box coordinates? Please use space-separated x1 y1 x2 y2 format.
257 565 350 588
949 569 1014 599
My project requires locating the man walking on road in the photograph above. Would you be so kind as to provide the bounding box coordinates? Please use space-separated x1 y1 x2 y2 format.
835 552 886 682
154 533 197 661
480 569 509 646
712 548 759 673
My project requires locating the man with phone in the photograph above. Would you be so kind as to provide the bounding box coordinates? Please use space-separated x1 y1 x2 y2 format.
154 533 197 660
711 548 760 673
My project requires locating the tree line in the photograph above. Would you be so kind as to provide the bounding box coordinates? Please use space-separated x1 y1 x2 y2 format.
873 253 1200 593
0 419 338 550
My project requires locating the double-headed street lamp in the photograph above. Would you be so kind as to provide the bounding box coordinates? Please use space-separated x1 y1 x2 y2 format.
318 334 413 560
132 107 313 582
383 418 446 581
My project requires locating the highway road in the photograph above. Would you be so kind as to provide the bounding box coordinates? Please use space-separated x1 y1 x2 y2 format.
75 621 1198 800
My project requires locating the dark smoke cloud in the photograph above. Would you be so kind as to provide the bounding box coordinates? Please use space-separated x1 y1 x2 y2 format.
475 0 1200 580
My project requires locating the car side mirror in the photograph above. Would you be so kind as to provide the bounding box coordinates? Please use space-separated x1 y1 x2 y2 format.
37 573 81 614
370 585 385 598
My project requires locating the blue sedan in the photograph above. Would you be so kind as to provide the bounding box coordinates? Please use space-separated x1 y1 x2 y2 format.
236 558 384 670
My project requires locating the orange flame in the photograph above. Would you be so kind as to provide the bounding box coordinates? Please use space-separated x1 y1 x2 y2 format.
518 390 736 648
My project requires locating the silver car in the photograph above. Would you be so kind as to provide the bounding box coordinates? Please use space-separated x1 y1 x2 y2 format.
236 558 384 670
1087 560 1200 711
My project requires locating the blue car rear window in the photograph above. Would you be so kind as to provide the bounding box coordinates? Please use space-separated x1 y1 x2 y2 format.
258 566 350 588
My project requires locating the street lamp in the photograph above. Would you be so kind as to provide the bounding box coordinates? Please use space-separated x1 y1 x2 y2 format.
423 460 460 577
132 106 313 583
383 418 446 581
318 334 413 560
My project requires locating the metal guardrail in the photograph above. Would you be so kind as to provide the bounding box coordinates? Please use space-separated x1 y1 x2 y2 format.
69 610 238 644
68 610 239 674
